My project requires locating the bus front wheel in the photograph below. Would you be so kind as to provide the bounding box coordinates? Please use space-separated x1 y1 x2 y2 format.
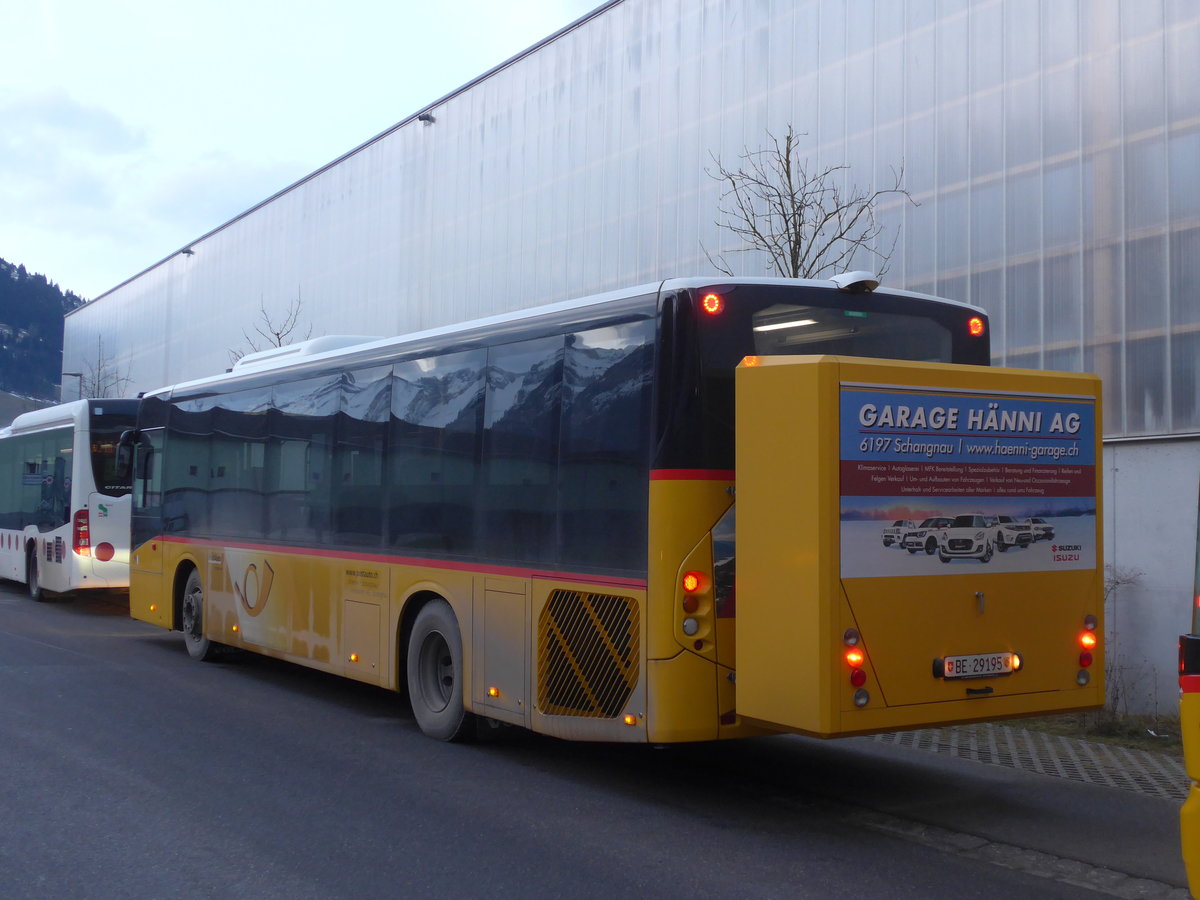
181 569 217 661
406 599 474 742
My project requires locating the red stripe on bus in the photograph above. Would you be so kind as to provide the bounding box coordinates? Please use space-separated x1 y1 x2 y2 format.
1183 674 1200 693
650 469 735 481
153 536 648 590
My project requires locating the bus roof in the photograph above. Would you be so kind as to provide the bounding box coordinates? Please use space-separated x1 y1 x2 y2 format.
147 276 985 398
4 399 140 436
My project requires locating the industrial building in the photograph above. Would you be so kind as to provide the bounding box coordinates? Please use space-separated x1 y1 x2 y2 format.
64 0 1200 714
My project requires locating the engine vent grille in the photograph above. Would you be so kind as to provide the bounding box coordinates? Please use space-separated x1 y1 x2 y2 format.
537 590 639 718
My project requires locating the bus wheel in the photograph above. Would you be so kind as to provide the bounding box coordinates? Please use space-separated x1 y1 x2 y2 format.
407 599 474 742
27 554 46 602
181 569 216 661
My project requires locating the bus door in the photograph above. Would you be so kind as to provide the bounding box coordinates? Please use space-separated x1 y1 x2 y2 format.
733 355 1105 737
127 428 168 626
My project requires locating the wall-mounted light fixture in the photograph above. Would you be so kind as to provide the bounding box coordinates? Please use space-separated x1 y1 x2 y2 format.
417 113 436 124
181 247 194 256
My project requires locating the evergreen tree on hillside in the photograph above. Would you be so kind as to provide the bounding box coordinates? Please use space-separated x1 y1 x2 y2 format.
0 257 85 400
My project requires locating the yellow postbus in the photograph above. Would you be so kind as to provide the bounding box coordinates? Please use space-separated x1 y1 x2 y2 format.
1181 514 1200 895
124 276 1104 743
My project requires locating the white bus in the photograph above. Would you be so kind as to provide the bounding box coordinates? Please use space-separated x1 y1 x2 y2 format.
0 399 139 599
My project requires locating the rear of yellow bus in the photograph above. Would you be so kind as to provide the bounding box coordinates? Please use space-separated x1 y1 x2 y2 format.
1182 547 1200 894
645 279 1105 742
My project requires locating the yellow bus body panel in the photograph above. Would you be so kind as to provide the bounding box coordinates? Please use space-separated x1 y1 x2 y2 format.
735 356 1104 737
130 534 664 741
1183 688 1200 896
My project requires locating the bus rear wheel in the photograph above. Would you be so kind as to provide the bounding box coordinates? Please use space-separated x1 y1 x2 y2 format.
406 599 474 742
181 569 217 661
27 553 46 602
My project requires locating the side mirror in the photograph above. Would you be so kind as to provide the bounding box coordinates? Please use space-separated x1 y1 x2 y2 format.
116 430 136 480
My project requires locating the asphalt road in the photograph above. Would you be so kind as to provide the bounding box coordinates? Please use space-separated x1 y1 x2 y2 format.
0 582 1185 899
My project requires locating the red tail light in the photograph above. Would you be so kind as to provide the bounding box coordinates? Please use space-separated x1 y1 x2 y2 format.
701 293 724 315
968 316 986 337
73 510 91 557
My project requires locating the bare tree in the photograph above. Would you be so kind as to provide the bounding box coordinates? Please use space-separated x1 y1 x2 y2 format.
704 125 915 279
228 294 313 366
77 337 132 399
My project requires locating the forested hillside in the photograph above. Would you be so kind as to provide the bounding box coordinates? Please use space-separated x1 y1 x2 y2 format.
0 257 84 400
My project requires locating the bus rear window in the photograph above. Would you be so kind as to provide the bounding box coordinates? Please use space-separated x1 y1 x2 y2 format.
750 303 952 362
91 427 134 495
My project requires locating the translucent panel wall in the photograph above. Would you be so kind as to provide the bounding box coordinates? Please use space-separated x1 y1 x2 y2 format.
65 0 1200 439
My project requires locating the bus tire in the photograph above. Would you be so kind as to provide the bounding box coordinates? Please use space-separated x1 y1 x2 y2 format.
406 599 474 742
181 568 217 661
27 553 46 602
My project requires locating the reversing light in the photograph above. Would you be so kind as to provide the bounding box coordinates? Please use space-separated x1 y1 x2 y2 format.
853 689 870 707
1077 670 1091 685
843 628 860 647
682 618 700 636
1084 614 1098 631
701 292 724 315
968 316 986 337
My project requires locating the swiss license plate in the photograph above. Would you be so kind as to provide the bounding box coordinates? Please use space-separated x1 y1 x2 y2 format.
943 652 1014 680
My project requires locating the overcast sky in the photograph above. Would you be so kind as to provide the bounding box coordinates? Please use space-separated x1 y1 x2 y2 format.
1 0 601 299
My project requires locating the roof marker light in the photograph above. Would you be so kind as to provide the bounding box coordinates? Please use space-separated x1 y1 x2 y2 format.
968 316 986 337
701 293 724 314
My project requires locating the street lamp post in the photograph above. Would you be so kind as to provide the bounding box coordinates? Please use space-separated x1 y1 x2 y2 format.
62 372 83 401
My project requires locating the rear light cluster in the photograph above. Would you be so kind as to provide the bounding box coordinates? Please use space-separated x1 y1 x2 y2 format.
72 510 90 557
1077 614 1099 685
844 628 870 707
679 570 712 651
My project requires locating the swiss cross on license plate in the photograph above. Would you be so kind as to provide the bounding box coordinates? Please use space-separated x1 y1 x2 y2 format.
943 652 1014 680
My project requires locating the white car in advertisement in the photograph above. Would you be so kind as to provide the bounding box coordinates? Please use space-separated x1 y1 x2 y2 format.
881 519 917 548
938 514 996 563
903 516 954 555
992 515 1034 551
1024 516 1055 541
